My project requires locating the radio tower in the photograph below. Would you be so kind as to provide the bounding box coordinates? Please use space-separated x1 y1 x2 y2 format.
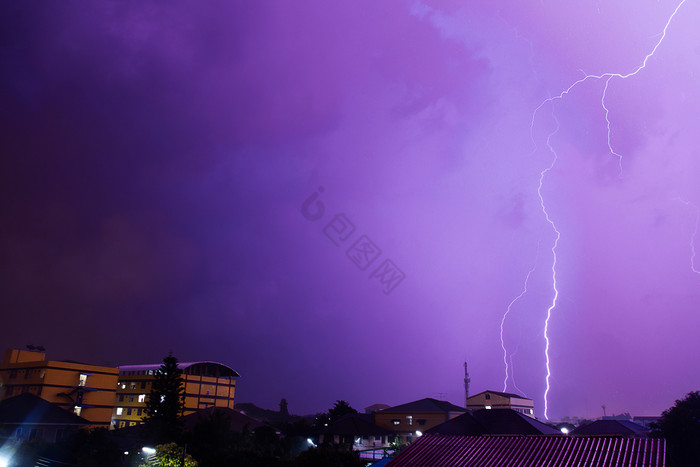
464 361 471 407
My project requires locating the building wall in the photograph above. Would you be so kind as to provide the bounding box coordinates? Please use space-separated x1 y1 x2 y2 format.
111 367 237 428
0 349 119 427
466 391 535 417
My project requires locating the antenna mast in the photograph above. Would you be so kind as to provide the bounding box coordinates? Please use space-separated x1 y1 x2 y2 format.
464 361 470 406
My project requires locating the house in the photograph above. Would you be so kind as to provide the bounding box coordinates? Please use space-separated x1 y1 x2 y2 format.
0 393 90 443
111 361 239 428
466 390 535 418
0 348 119 427
181 406 269 433
317 413 394 450
571 419 650 437
427 408 560 436
387 434 667 466
374 398 467 443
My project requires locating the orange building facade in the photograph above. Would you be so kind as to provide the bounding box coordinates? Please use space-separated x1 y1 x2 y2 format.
0 349 119 427
111 361 239 428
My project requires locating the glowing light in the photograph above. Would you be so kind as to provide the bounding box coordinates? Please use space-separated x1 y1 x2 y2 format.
530 0 688 419
416 430 423 437
561 427 569 435
142 447 156 455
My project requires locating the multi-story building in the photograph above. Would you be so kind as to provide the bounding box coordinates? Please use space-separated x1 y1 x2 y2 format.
374 398 467 443
111 361 239 428
0 349 119 427
466 390 535 418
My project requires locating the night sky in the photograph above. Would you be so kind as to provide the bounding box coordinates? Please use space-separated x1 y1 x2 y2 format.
2 1 699 420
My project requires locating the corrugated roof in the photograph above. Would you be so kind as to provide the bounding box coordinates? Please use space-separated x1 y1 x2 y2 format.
383 398 467 414
118 361 240 377
387 434 666 466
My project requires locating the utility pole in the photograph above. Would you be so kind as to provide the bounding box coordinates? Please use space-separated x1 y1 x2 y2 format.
464 361 470 407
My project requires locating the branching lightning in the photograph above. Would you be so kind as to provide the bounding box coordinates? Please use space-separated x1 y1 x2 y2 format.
501 245 539 394
529 0 688 419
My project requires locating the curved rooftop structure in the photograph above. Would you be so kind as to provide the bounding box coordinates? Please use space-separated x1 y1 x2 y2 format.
118 361 240 378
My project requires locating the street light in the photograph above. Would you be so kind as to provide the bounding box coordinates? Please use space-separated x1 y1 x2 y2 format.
142 446 156 455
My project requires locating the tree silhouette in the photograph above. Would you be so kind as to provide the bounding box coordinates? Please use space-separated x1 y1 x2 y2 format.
143 353 185 443
652 391 700 466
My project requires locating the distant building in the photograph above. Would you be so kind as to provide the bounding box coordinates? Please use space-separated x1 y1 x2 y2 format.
571 419 651 437
365 403 391 414
318 413 394 450
0 349 118 427
0 393 91 443
374 398 467 443
111 361 239 429
466 390 535 418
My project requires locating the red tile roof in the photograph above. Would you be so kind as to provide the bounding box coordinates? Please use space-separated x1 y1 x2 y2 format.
387 434 666 466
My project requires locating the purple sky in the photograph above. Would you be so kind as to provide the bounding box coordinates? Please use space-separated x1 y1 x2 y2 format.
2 1 699 420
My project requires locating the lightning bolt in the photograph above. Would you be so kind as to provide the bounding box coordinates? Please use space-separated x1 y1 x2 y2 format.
501 246 539 394
674 198 700 275
530 0 688 419
537 115 561 421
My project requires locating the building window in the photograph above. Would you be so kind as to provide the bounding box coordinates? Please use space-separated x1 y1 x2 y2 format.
417 419 426 426
392 419 400 426
130 382 136 389
74 406 82 416
127 408 132 415
375 436 383 442
116 408 123 415
138 394 146 403
141 382 147 389
79 374 88 387
119 421 125 428
406 416 413 426
485 394 491 400
129 395 134 402
9 370 17 379
137 408 142 416
119 394 124 402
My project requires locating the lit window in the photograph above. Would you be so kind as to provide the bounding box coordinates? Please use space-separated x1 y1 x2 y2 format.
130 382 136 389
74 406 82 416
392 419 400 425
116 408 123 415
485 405 491 409
138 394 146 403
79 374 88 387
406 416 413 426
